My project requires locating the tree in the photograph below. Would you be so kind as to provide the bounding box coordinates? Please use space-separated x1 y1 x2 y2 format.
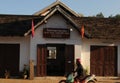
114 14 120 18
108 15 113 18
108 14 120 18
96 12 104 18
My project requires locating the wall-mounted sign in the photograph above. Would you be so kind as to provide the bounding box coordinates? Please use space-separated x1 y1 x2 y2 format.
43 28 70 38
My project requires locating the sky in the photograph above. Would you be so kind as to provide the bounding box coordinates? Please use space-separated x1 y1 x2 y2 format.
0 0 120 17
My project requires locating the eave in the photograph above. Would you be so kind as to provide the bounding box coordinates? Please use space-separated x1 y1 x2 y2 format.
25 6 85 37
34 0 78 17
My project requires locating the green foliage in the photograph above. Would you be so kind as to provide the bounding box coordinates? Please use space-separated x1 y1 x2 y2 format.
108 15 113 18
108 14 120 18
96 12 104 18
114 14 120 18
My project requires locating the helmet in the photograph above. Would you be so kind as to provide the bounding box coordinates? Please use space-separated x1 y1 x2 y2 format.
76 58 81 63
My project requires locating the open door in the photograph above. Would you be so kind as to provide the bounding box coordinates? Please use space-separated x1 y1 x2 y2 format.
0 44 19 77
37 44 74 76
37 45 47 76
46 44 65 76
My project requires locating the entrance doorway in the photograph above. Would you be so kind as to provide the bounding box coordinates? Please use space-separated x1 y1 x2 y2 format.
0 44 20 77
47 44 65 76
90 46 117 76
37 44 74 76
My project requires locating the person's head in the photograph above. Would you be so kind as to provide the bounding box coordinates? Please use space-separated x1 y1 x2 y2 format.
76 58 81 65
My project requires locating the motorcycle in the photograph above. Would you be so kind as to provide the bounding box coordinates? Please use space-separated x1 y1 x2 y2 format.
59 72 97 83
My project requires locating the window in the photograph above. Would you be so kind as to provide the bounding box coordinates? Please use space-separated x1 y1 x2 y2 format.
47 47 56 59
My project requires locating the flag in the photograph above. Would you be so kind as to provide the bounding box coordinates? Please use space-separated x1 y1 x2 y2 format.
81 25 84 38
31 19 35 37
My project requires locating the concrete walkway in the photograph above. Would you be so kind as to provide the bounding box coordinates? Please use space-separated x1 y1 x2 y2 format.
0 76 120 83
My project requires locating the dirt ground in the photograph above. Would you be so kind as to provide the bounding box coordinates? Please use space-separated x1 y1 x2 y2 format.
0 76 120 83
97 78 120 83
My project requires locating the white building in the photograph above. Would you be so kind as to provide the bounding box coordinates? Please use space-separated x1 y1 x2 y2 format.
0 1 120 77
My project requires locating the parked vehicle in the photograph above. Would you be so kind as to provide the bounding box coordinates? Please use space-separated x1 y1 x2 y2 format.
59 73 97 83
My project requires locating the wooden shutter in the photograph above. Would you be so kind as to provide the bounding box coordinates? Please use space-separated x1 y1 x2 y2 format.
37 44 47 76
65 45 74 74
90 46 104 76
90 46 117 76
104 46 117 76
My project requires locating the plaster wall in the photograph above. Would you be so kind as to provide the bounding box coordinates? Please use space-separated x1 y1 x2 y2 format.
30 14 82 65
0 37 30 71
82 39 120 76
30 14 120 76
0 14 119 76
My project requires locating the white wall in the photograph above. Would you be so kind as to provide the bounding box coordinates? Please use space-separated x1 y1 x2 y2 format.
30 14 82 65
82 39 120 76
0 37 30 71
29 13 120 76
0 14 119 76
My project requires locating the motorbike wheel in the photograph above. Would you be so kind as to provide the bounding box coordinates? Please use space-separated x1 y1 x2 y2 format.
87 80 95 83
59 80 66 83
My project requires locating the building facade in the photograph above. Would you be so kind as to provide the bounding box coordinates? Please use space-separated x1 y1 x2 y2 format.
0 1 120 77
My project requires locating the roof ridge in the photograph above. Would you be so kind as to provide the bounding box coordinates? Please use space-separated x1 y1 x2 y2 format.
33 1 78 17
